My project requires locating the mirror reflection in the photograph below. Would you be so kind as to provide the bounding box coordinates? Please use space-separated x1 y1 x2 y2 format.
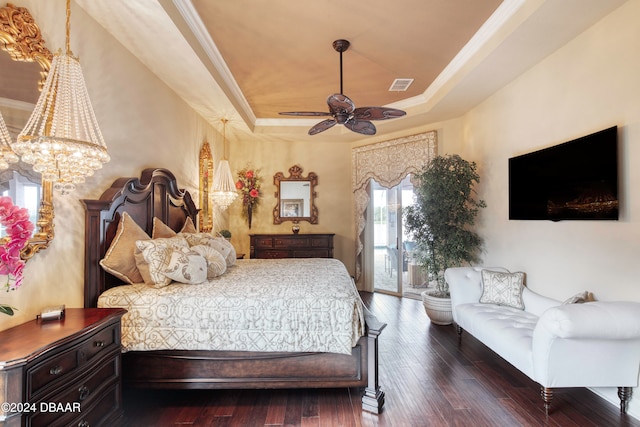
0 3 54 259
273 165 318 224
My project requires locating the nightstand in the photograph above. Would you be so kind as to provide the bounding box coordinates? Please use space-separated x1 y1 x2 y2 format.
0 308 126 427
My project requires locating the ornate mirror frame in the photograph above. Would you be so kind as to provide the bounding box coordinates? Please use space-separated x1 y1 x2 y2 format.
0 3 55 260
198 142 213 232
273 165 318 225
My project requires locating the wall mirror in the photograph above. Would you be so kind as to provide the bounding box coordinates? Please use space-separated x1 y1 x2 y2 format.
273 165 318 224
0 3 55 260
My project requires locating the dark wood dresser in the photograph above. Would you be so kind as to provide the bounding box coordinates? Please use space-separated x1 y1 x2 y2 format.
250 233 334 259
0 308 126 427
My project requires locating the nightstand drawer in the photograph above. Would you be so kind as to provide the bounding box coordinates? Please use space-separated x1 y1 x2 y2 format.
26 323 119 399
28 356 119 427
77 323 118 363
27 347 79 397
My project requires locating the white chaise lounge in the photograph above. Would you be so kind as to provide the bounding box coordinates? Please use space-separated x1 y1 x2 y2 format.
446 266 640 413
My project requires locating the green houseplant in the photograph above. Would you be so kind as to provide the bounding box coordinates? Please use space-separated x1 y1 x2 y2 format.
403 154 486 324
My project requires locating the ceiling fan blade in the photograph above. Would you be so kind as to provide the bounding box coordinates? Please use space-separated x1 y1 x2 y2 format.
344 119 376 135
353 106 406 121
308 119 337 135
279 111 332 117
327 93 355 114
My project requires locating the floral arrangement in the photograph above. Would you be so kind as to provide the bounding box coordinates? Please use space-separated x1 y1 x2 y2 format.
0 196 34 315
235 167 261 228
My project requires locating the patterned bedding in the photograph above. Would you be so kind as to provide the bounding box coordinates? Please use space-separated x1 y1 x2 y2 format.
98 258 365 355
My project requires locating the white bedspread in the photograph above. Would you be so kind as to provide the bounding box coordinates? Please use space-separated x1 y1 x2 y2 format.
98 258 365 355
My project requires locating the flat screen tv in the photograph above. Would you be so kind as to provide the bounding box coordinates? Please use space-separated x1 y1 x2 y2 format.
509 126 618 221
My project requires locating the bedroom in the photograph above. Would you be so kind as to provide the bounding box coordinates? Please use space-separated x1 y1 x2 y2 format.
0 0 639 423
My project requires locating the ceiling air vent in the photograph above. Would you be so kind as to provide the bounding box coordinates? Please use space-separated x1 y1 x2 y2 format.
389 78 414 92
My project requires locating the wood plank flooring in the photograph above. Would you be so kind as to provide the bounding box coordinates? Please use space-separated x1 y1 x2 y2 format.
122 292 640 426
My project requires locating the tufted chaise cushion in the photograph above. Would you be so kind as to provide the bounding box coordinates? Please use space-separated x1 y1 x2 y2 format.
455 303 538 378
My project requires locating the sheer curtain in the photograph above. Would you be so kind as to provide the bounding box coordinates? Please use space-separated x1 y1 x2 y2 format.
352 131 437 288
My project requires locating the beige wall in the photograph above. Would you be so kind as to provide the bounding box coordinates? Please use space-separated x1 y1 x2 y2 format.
0 1 217 330
455 1 640 415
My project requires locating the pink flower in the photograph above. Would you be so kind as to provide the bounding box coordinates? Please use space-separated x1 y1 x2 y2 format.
249 189 259 198
235 181 244 190
0 196 33 293
245 170 254 178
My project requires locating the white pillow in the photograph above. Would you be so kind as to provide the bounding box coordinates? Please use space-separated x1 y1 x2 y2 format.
179 232 236 267
190 244 227 279
479 269 525 310
135 237 190 287
163 247 208 285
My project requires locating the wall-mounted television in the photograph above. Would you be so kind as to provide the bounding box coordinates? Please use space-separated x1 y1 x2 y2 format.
509 126 618 221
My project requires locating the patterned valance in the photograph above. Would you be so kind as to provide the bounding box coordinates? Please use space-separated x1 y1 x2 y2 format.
352 131 437 283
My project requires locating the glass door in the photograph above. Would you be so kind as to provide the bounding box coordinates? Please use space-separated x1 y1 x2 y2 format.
371 176 416 297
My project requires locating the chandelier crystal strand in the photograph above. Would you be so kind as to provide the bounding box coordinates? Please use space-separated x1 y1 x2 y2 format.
210 119 237 210
0 113 18 170
12 0 109 194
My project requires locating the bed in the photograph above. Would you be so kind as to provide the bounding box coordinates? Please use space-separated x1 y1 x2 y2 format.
83 167 386 413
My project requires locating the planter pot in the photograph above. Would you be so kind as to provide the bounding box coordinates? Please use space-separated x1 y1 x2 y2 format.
421 290 453 325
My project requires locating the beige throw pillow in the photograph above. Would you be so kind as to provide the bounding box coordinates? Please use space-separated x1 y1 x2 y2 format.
152 217 177 239
180 216 197 233
99 212 149 284
480 269 526 310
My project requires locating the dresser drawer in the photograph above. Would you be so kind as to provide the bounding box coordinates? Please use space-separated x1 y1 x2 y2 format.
28 355 119 427
26 323 119 399
292 249 330 258
274 237 308 248
256 250 290 259
253 236 274 248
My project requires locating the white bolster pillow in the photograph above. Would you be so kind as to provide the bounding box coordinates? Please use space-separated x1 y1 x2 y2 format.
538 301 640 340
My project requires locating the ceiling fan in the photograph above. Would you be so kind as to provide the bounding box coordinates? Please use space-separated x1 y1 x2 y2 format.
279 39 406 136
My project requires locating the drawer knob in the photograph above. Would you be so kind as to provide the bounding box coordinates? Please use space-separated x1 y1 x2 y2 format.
94 340 105 348
78 385 90 401
78 421 90 427
49 366 63 375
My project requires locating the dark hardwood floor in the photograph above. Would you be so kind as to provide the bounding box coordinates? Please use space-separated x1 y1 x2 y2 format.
122 292 639 426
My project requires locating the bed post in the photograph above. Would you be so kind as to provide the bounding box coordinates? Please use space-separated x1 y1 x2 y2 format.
361 308 386 413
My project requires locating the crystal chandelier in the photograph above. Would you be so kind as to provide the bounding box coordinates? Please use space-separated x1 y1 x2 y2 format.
210 119 237 210
12 0 109 194
0 112 18 170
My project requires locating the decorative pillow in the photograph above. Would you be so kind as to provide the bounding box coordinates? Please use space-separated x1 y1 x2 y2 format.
179 232 236 267
562 291 594 305
190 244 227 279
99 212 149 284
163 247 208 285
480 269 526 310
180 217 197 233
152 217 177 239
134 236 190 287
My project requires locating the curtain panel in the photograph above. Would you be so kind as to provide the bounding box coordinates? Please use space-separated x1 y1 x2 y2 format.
351 131 437 282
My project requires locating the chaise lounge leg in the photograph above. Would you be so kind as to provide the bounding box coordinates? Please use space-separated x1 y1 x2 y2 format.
618 386 632 413
456 324 463 335
541 387 553 415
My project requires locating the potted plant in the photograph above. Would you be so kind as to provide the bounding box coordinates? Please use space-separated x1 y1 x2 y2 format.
403 154 486 325
219 229 232 241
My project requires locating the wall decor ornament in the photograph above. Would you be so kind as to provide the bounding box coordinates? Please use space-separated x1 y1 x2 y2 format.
235 167 261 228
0 196 34 315
199 142 213 232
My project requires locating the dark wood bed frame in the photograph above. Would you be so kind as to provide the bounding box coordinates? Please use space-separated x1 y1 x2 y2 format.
83 168 386 413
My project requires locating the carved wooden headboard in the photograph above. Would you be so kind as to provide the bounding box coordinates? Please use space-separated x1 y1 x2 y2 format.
82 168 198 308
